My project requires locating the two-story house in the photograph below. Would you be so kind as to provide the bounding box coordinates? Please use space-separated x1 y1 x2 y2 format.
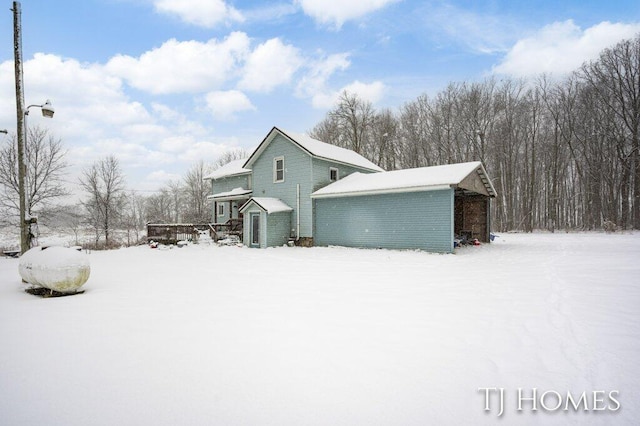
205 126 496 253
205 127 383 248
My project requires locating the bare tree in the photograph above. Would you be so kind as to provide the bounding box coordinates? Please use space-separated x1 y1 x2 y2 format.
45 204 85 246
303 35 639 232
79 155 126 247
145 189 174 224
398 94 433 168
370 109 399 170
122 191 147 246
183 160 213 223
213 148 249 169
309 91 377 157
578 34 640 229
0 126 68 222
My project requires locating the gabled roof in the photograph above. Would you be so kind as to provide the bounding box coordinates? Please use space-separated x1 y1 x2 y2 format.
243 127 384 173
203 159 251 180
239 197 293 214
311 161 497 198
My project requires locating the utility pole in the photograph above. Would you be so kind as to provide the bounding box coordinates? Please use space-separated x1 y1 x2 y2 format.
12 1 29 255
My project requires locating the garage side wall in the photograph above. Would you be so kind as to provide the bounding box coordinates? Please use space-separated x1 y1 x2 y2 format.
314 189 454 253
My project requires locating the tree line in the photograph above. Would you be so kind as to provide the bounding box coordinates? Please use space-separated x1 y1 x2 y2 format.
1 34 638 244
0 127 248 248
70 148 246 248
310 34 640 232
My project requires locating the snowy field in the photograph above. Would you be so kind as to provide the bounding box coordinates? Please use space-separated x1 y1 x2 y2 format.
1 232 639 425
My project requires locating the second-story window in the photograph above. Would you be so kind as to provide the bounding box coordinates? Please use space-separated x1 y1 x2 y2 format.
274 156 284 183
330 167 339 182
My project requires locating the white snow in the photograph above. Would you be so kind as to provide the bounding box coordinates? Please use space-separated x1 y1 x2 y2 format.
277 128 384 173
1 232 639 425
312 161 491 198
203 159 251 180
18 246 90 292
245 127 384 173
242 197 293 213
208 187 252 200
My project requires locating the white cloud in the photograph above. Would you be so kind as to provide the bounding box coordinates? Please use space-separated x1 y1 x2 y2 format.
205 90 255 120
242 3 298 22
106 32 250 94
238 38 303 93
423 3 519 54
296 0 399 28
0 29 384 192
296 52 351 100
177 140 233 164
0 51 234 189
153 0 244 28
312 80 386 109
493 20 640 77
0 53 159 154
144 170 183 184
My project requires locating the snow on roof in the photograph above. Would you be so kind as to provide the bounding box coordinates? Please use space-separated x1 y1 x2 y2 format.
312 161 496 198
244 127 384 173
240 197 293 214
203 159 251 180
278 129 384 172
208 187 252 200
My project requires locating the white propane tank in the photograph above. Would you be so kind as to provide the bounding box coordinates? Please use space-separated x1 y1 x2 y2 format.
19 246 90 293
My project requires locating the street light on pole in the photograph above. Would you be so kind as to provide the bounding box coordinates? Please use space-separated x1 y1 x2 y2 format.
27 100 55 118
23 100 55 249
12 1 55 254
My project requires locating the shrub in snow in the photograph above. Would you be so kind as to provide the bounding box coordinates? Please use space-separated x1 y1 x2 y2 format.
19 246 90 293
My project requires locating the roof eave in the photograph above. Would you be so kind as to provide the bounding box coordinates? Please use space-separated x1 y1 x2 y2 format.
203 170 252 181
311 184 453 199
313 155 384 173
207 191 253 202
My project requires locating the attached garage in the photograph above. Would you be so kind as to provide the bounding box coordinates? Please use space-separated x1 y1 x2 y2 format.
311 162 496 253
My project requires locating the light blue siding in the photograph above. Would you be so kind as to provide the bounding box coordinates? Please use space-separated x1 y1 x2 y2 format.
210 174 250 223
314 189 454 253
251 135 383 238
241 204 290 248
266 211 291 247
311 158 371 192
212 174 250 194
251 134 313 238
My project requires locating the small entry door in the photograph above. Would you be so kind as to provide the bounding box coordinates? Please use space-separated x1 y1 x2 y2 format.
250 212 260 247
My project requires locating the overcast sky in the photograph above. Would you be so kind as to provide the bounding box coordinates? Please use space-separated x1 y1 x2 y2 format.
1 0 639 194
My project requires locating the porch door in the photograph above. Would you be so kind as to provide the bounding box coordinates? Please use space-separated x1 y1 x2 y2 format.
250 213 260 247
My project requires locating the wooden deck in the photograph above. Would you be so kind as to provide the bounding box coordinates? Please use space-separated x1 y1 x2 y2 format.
147 220 243 244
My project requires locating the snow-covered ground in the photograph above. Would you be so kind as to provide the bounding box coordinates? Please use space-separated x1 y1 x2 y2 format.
1 233 638 425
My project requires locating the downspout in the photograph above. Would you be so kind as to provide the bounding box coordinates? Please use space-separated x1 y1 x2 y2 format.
296 184 300 241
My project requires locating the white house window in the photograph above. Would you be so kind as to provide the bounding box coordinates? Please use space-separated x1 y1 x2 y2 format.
217 203 225 217
274 156 284 183
329 167 339 182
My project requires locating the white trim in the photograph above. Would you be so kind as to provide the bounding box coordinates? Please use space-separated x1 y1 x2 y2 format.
273 156 284 183
311 184 453 199
329 167 339 182
249 212 260 247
